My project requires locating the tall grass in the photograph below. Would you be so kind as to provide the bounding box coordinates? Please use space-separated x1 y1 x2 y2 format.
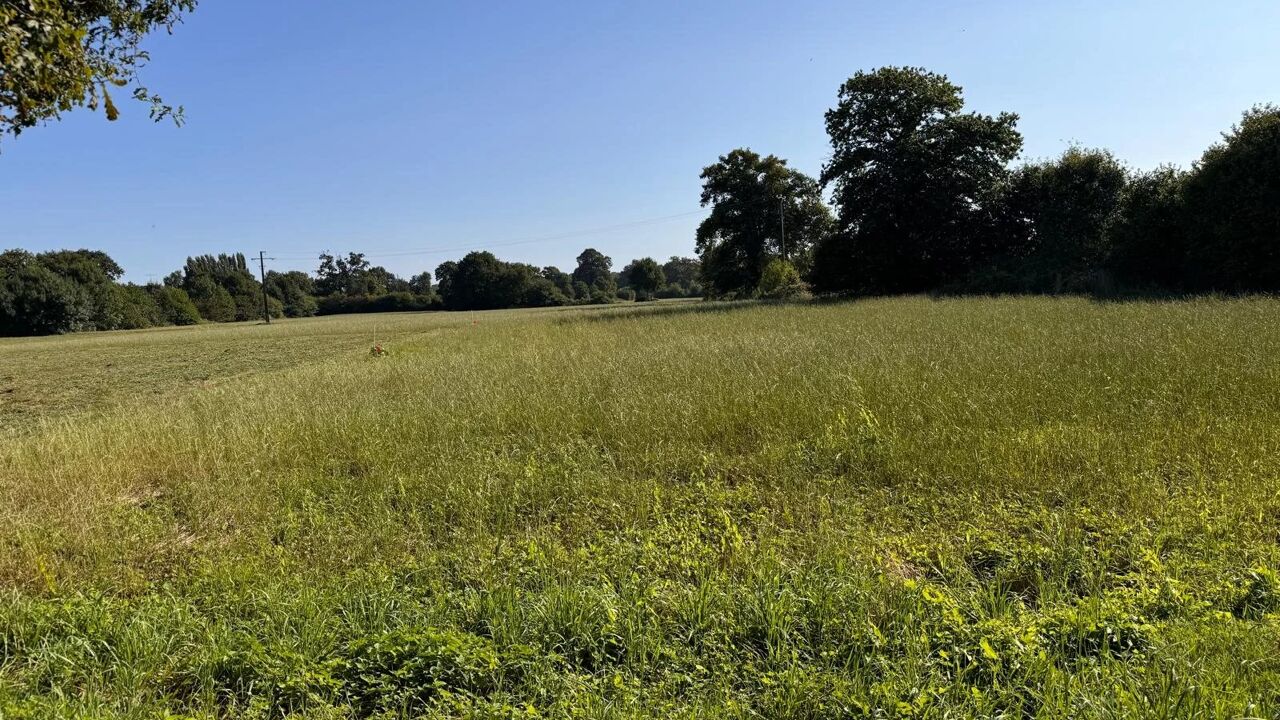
1 297 1278 717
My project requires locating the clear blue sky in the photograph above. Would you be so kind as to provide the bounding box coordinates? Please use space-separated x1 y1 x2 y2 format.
2 0 1277 283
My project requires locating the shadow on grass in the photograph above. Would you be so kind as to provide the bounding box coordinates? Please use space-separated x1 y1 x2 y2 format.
554 288 1259 328
553 295 886 324
554 298 776 324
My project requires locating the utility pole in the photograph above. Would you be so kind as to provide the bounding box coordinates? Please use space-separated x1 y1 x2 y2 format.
779 197 787 262
257 251 271 324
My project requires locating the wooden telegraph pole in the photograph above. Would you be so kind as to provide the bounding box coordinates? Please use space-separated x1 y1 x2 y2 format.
258 251 271 324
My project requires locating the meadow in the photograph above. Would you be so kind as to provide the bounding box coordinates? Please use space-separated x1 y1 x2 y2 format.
1 296 1279 718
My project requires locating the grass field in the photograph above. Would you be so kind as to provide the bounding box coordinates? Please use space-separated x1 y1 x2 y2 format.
2 297 1279 718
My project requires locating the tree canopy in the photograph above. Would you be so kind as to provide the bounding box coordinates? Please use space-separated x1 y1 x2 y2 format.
571 248 615 296
1180 105 1280 291
1 0 196 140
996 147 1129 292
813 67 1023 293
621 257 664 300
695 148 831 297
439 251 570 311
0 247 201 334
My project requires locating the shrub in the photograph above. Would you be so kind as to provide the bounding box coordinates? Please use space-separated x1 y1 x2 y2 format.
316 293 442 316
758 259 809 299
109 283 164 329
520 280 570 308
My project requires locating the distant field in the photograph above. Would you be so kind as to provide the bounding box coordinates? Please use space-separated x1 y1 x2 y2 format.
0 310 520 432
2 297 1279 718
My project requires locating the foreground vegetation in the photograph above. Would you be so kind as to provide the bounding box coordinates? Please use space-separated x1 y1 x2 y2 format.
2 297 1279 718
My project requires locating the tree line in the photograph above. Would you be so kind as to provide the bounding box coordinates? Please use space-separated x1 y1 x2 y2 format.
695 66 1280 298
6 63 1277 336
0 247 702 336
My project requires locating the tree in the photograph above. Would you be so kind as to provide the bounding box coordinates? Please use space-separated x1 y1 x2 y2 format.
408 271 433 295
433 261 458 299
998 147 1129 291
1 0 196 140
572 248 615 297
365 266 410 295
316 252 371 297
148 283 200 325
265 270 318 318
0 249 82 334
439 251 568 311
622 257 665 300
661 256 701 296
442 252 502 310
695 149 832 297
0 247 209 335
110 282 163 328
186 276 234 322
520 273 571 307
314 254 409 298
814 67 1023 293
35 248 126 329
1109 166 1189 290
540 266 574 299
174 253 262 321
1180 105 1280 291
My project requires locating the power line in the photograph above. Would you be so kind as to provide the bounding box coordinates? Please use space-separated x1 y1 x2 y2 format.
265 208 710 262
257 191 797 267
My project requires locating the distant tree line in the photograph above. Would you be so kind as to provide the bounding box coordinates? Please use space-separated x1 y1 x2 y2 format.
12 64 1273 336
696 66 1280 298
0 245 702 336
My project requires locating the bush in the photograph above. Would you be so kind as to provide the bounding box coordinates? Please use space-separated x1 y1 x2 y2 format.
282 293 318 318
616 287 637 301
520 280 570 308
109 284 164 329
316 293 442 316
758 259 809 299
656 282 700 299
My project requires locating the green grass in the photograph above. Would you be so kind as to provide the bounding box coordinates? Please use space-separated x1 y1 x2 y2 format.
1 297 1279 718
0 311 503 433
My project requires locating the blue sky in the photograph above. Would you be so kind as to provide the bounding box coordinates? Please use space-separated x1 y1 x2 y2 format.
2 0 1277 283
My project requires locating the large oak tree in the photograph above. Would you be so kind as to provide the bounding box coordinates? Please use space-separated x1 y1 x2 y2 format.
814 67 1022 293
